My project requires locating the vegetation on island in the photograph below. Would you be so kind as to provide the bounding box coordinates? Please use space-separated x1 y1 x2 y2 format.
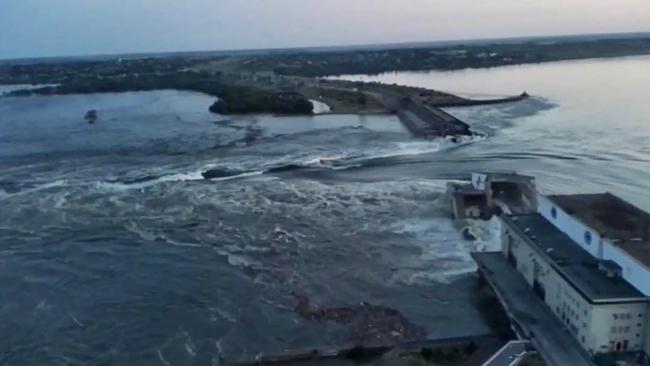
6 72 314 115
3 34 650 116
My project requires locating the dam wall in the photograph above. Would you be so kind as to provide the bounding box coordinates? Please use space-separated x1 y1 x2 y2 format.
397 98 472 138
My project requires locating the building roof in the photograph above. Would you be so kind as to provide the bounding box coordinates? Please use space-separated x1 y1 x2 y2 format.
548 193 650 269
503 213 646 303
482 172 536 181
448 183 485 196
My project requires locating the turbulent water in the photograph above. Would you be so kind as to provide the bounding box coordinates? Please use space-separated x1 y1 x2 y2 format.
2 56 650 365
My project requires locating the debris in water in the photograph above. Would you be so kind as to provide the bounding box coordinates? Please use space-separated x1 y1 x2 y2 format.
294 294 427 345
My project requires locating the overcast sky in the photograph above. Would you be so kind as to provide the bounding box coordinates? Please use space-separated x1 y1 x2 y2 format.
2 0 649 59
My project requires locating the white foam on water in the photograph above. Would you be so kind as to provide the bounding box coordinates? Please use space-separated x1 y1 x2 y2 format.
124 221 203 248
124 221 159 242
389 213 502 285
206 170 265 182
184 337 197 358
224 252 261 269
310 99 331 114
374 140 444 159
96 170 205 191
0 179 67 200
158 234 203 248
319 134 485 166
157 350 172 366
97 166 268 191
210 307 236 323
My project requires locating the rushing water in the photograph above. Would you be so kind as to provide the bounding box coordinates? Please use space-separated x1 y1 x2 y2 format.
1 56 650 365
333 55 650 206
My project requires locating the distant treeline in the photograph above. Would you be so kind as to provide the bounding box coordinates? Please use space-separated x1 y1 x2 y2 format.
245 38 650 77
6 72 313 115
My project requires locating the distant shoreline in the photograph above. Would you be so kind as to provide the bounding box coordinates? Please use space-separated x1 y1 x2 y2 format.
2 30 649 64
4 35 648 120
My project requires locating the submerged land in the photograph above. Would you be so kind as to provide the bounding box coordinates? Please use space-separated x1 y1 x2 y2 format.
2 33 650 120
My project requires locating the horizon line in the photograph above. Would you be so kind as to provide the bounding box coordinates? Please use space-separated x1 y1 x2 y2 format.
2 29 650 63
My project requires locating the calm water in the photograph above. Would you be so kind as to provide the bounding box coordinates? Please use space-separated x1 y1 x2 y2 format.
1 56 650 365
333 56 650 206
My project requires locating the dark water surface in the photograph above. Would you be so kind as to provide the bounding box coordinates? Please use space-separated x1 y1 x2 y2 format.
2 56 650 365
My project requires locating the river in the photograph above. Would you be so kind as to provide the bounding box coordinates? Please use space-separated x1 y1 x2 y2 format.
332 55 650 206
1 56 649 365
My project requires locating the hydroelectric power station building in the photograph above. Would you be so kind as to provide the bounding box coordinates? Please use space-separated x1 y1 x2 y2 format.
499 193 650 357
461 172 650 363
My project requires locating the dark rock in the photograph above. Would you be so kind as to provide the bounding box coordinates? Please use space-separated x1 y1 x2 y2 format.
84 109 98 124
461 227 478 241
266 164 305 174
201 168 246 180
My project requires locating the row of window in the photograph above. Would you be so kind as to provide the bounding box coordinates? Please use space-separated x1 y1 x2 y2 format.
613 313 632 320
611 325 631 334
595 340 640 353
612 313 643 320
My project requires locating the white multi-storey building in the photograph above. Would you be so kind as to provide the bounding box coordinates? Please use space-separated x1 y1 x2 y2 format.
500 193 650 356
539 194 650 296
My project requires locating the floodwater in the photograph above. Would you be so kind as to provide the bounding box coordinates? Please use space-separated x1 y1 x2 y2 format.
1 55 650 365
332 56 650 205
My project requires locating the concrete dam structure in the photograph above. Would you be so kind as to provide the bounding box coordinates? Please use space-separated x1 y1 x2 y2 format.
397 98 472 138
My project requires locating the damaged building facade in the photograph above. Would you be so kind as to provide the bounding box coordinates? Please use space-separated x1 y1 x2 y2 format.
448 172 537 219
500 193 650 357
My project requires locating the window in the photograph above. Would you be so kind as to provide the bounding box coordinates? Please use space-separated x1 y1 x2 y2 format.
551 207 558 219
584 231 592 245
614 314 618 320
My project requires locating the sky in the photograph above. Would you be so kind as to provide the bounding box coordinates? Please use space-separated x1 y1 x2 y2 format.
1 0 650 59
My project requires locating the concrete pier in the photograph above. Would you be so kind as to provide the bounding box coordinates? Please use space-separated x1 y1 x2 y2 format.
434 92 530 108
